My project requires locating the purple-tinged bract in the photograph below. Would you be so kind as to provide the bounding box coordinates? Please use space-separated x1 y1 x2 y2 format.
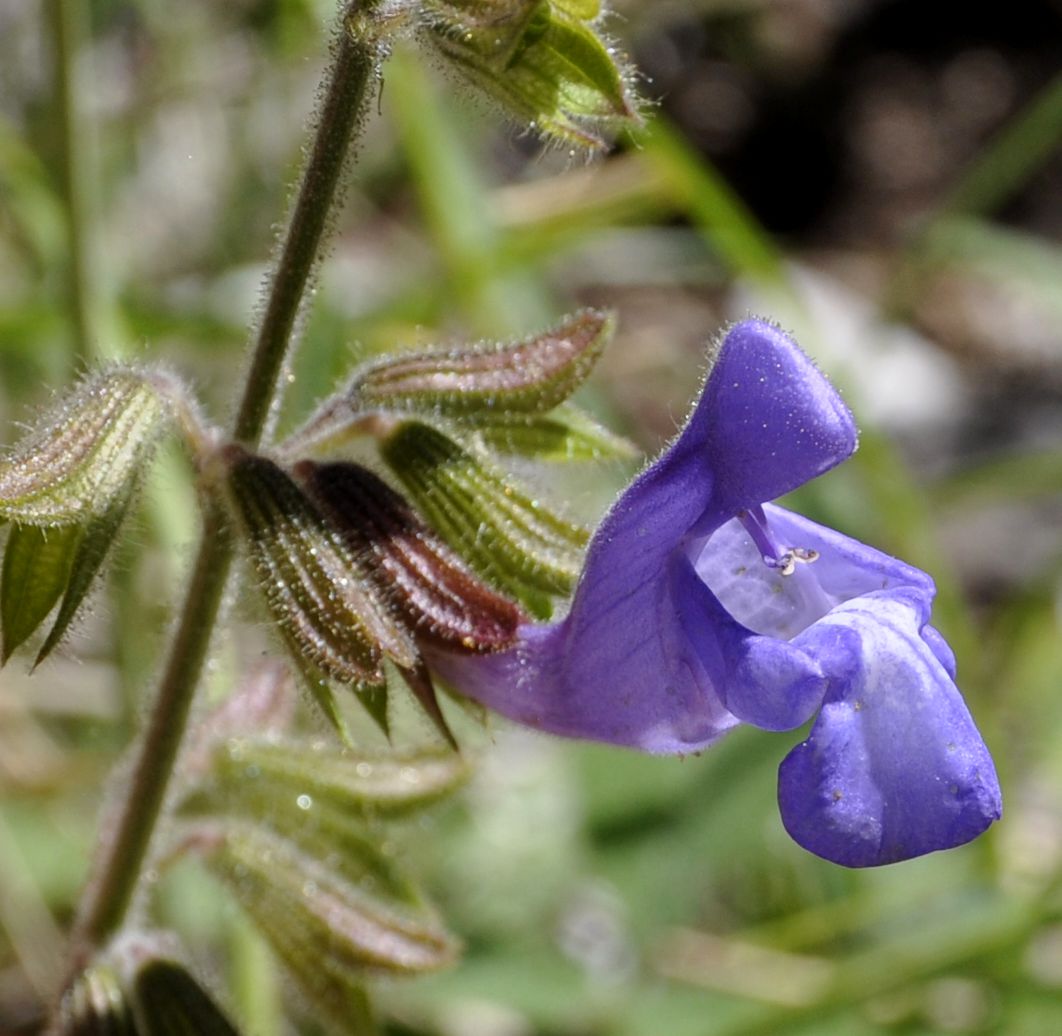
431 319 1002 867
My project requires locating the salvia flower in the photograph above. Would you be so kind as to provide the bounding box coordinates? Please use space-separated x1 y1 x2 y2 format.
430 319 1002 867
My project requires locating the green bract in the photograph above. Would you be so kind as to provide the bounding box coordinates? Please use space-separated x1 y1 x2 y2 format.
419 1 638 149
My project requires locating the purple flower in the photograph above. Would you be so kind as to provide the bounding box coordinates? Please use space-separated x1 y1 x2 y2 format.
430 319 1001 867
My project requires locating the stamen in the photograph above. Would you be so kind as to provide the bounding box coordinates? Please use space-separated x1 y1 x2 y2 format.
737 507 782 566
737 509 820 577
775 547 820 577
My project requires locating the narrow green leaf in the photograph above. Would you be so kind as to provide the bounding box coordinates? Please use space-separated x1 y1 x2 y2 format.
474 402 638 461
381 421 587 615
35 485 132 668
131 959 241 1036
1 522 81 663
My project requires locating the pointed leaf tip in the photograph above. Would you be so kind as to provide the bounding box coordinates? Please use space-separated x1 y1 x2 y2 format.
1 522 81 663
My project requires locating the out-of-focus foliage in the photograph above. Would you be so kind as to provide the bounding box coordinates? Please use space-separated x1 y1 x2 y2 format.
2 0 1062 1034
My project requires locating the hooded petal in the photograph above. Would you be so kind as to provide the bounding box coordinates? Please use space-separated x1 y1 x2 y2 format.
778 592 1002 866
690 320 857 519
433 319 856 750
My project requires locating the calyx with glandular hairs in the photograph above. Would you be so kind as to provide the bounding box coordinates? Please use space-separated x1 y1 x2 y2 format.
296 459 524 653
351 308 613 416
419 1 638 149
380 420 588 617
0 367 172 526
290 309 616 454
223 446 415 689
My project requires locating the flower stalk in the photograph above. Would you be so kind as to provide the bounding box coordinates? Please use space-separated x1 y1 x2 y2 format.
68 0 386 964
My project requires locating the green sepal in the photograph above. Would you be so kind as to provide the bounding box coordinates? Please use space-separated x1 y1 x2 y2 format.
223 448 417 689
0 368 171 526
290 310 615 454
182 738 468 821
187 794 422 910
423 1 638 149
355 677 391 741
474 402 637 462
35 485 133 668
381 421 587 616
204 827 459 984
397 661 459 752
294 662 359 747
553 0 600 17
1 522 81 663
130 959 241 1036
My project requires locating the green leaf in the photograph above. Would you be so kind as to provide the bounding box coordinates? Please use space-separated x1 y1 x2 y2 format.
380 421 587 616
0 367 172 526
1 522 81 663
130 959 241 1036
35 485 132 668
474 402 638 462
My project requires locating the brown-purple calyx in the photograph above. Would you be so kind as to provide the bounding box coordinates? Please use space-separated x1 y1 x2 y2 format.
295 459 525 655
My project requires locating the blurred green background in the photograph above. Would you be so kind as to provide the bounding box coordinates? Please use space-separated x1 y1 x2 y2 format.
2 0 1062 1033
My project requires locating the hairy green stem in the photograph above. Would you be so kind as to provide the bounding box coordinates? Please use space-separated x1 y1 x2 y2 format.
235 12 381 446
69 4 383 961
